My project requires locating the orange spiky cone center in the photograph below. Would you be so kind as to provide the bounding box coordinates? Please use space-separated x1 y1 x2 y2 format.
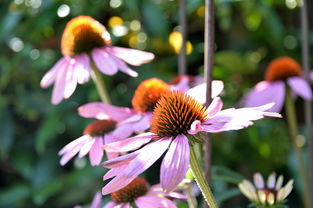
131 78 171 112
83 119 116 137
151 91 207 138
61 16 111 57
111 177 149 203
265 57 301 82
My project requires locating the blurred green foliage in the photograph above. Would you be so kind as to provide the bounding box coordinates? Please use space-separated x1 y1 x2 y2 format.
0 0 312 207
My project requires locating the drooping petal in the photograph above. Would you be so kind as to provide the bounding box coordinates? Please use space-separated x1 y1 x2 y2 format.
78 137 95 158
104 201 116 208
161 135 189 192
238 180 258 201
149 185 186 199
90 192 102 208
78 102 135 121
103 133 154 152
287 76 313 100
244 81 285 112
51 59 70 104
112 123 136 139
102 151 140 168
109 53 138 77
59 135 91 155
63 60 78 99
89 137 104 166
275 175 284 190
40 57 67 88
92 48 118 75
102 138 171 195
103 164 128 180
104 133 118 160
60 143 84 166
186 81 224 104
109 46 154 66
75 53 91 84
253 173 265 189
135 195 176 208
206 97 223 117
132 113 152 133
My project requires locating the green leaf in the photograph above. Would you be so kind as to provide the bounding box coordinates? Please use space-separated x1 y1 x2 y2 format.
0 107 14 159
212 166 244 184
0 183 31 206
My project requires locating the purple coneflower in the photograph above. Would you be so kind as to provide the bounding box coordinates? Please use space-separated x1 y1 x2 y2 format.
59 119 119 166
244 57 312 112
79 78 224 139
40 16 154 104
101 91 281 194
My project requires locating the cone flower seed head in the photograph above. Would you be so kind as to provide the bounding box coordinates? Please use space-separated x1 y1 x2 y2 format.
132 78 171 112
83 119 117 137
110 177 149 203
61 16 111 57
151 91 207 138
265 57 301 82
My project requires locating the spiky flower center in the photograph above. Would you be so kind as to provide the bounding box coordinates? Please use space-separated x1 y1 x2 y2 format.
83 119 116 137
132 78 171 112
111 177 149 203
61 16 111 57
151 91 207 138
265 57 301 82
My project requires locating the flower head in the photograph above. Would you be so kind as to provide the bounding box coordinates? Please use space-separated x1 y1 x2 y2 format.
61 16 111 57
244 56 312 112
105 177 186 208
101 90 280 195
40 15 154 104
58 118 118 166
238 172 293 207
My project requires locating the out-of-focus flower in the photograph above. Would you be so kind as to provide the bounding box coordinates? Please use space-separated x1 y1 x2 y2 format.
100 90 281 195
244 57 312 112
74 192 102 208
238 172 293 207
40 16 154 104
170 75 204 92
105 177 186 208
79 78 224 139
59 119 119 166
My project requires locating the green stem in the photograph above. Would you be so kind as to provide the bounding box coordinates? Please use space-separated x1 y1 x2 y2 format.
91 63 111 104
185 181 198 208
285 88 309 208
189 143 218 208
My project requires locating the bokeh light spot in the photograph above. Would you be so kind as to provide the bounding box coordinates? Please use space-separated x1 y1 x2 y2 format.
57 4 70 18
110 0 122 8
108 16 124 28
30 49 40 60
9 37 24 52
283 35 297 50
168 31 193 55
130 20 141 31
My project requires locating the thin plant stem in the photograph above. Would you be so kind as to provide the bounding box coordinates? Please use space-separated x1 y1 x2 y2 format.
300 0 313 205
190 143 218 208
178 0 187 75
91 63 111 104
285 88 310 208
185 181 198 208
203 1 214 207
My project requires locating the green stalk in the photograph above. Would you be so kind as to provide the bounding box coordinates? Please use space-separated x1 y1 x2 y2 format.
91 63 111 104
189 143 218 208
285 88 309 208
185 181 198 208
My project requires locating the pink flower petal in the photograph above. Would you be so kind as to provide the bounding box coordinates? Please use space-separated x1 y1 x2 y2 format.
135 195 176 208
78 102 135 121
92 48 118 75
103 164 128 180
103 133 154 152
186 80 224 104
63 61 78 99
206 97 223 117
267 173 276 189
78 137 95 158
108 53 138 77
149 185 186 199
75 53 91 84
102 138 171 195
90 192 102 208
104 133 118 160
89 137 104 166
40 57 67 88
109 46 154 66
51 59 70 104
161 135 189 192
60 143 84 166
104 201 116 208
244 81 285 112
287 76 312 100
188 120 203 135
59 135 91 155
112 123 135 139
132 113 152 133
102 151 139 168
